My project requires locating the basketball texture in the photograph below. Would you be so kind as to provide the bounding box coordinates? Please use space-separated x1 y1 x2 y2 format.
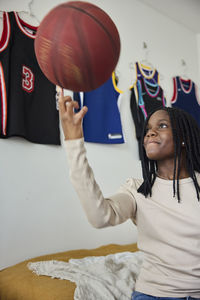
34 1 120 91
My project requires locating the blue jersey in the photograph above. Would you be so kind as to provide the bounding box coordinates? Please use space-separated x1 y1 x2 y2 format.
74 73 124 144
171 76 200 127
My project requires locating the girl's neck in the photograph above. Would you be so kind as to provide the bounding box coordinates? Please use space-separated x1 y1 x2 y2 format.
157 156 189 180
156 168 189 180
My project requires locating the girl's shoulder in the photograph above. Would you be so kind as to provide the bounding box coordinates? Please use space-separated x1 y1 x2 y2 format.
119 177 143 194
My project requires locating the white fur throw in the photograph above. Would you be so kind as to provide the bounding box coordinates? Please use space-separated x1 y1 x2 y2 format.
28 251 143 300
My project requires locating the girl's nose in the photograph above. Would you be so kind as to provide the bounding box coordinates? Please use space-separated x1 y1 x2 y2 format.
146 129 157 137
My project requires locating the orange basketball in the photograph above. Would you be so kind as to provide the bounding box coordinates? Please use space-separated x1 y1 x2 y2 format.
34 1 120 91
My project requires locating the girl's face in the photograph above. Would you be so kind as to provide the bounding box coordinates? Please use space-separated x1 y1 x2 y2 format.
143 110 174 161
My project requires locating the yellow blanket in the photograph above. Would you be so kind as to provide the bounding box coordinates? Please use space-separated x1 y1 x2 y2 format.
0 243 138 300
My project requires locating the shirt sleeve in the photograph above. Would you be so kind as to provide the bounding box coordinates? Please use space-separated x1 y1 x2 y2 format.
64 138 137 228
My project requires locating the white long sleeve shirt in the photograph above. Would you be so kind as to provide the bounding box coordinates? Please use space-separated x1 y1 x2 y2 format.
65 138 200 298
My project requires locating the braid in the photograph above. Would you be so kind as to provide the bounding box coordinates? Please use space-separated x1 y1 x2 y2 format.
176 110 200 200
167 108 178 198
137 121 156 196
138 107 200 201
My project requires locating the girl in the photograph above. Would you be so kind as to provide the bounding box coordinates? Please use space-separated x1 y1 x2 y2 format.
58 90 200 300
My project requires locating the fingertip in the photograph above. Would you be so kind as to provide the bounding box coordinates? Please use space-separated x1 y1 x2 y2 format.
74 100 80 109
66 95 72 101
83 106 88 112
57 86 64 98
81 106 88 117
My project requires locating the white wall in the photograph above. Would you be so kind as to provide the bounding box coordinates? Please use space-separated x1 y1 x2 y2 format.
196 34 200 82
0 0 199 269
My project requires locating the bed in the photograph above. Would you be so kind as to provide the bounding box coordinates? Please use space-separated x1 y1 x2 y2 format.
0 243 138 300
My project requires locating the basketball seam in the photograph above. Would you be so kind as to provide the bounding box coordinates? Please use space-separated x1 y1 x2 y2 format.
63 4 119 52
73 19 94 90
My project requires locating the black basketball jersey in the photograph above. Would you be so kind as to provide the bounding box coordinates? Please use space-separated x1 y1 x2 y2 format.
135 61 159 84
0 12 60 145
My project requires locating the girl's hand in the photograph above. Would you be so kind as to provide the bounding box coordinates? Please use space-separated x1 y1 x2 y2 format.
58 88 88 140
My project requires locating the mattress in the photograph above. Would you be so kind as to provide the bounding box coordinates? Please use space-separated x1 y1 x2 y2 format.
0 243 138 300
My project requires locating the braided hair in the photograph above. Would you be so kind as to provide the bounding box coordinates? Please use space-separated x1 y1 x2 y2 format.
137 106 200 202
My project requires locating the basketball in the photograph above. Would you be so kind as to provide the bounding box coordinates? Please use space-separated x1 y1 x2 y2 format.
34 1 120 91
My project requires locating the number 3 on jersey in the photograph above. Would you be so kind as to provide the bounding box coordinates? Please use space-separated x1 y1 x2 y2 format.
22 65 34 93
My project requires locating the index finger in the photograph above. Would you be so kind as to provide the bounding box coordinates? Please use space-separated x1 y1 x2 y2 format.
57 87 66 114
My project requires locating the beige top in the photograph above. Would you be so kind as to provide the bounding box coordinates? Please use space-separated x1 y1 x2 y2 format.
65 138 200 298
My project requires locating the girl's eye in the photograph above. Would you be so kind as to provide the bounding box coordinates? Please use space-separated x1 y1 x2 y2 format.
159 123 167 128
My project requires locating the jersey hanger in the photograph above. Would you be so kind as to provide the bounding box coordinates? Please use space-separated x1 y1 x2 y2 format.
0 0 40 24
180 59 189 80
17 0 40 25
140 41 154 69
27 0 40 24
